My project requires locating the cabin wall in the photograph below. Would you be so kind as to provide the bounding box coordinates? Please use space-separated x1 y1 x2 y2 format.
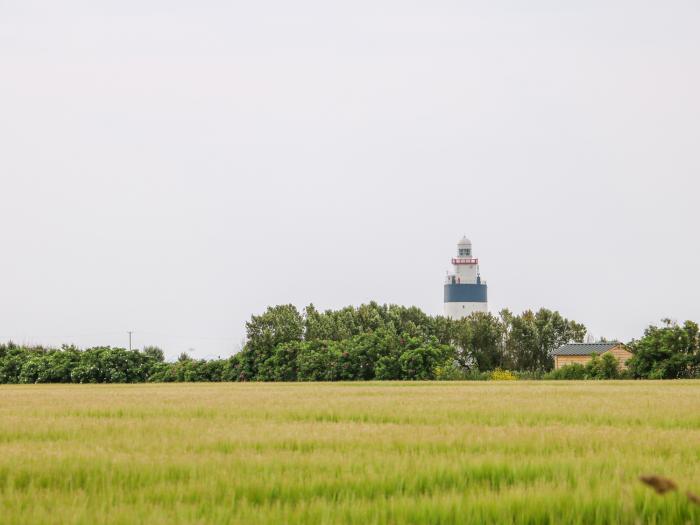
607 346 633 370
554 355 591 369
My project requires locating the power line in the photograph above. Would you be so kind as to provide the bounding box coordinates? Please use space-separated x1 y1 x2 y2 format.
0 331 238 341
1 331 242 348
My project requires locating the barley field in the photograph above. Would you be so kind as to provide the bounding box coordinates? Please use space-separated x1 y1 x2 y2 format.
1 382 699 524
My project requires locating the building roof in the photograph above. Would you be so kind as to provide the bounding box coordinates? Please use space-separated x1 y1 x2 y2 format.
552 342 622 356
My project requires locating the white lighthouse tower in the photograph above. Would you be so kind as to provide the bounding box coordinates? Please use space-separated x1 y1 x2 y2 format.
443 236 488 319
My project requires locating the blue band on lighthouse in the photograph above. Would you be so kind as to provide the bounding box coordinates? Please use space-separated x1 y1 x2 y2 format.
443 283 488 303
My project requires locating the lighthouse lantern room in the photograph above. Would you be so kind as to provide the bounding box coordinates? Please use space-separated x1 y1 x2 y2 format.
443 236 488 319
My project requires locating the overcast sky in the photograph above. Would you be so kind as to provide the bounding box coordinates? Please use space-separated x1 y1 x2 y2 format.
1 1 698 359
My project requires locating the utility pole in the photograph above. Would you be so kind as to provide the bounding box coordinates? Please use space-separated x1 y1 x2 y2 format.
127 331 133 351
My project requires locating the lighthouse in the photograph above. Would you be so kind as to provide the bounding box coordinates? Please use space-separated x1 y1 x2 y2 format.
443 236 488 319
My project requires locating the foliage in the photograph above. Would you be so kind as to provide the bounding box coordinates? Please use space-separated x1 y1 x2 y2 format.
232 304 469 382
148 357 227 383
296 341 343 381
397 336 453 380
512 370 546 380
489 368 517 381
502 308 587 371
0 344 169 384
452 312 505 370
13 302 677 383
586 353 620 379
546 363 587 380
241 304 304 380
8 309 700 383
627 320 700 379
435 361 471 380
256 341 301 381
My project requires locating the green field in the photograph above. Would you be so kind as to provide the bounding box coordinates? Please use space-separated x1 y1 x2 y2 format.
1 382 699 524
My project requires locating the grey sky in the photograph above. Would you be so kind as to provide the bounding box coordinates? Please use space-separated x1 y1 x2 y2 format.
1 1 699 359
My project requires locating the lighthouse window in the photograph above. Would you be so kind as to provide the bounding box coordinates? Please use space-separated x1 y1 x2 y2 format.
459 248 471 256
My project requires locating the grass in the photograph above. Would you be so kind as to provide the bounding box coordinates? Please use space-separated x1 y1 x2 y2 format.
0 381 699 524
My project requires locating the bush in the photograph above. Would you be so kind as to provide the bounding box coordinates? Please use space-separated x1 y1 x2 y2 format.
586 353 620 379
435 362 467 380
432 364 493 381
513 370 546 380
545 363 587 380
398 341 452 380
489 368 517 381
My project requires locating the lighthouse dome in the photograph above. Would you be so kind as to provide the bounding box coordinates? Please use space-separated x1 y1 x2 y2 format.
457 236 472 246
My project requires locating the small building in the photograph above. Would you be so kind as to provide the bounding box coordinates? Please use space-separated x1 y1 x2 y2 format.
552 342 633 370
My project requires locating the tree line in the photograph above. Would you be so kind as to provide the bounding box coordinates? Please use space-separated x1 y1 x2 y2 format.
1 303 698 383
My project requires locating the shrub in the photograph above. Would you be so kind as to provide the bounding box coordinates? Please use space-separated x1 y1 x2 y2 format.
513 370 545 380
435 362 467 380
489 368 517 381
545 363 587 380
398 345 445 380
464 369 491 381
586 353 620 379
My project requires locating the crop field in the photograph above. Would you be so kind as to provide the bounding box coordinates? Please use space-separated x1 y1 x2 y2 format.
1 382 699 524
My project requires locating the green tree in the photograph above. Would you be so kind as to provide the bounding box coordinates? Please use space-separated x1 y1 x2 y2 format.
627 320 700 379
257 341 301 381
504 309 586 371
18 347 81 383
452 312 505 371
397 336 453 380
244 304 304 380
143 346 165 362
0 343 32 383
296 341 342 381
